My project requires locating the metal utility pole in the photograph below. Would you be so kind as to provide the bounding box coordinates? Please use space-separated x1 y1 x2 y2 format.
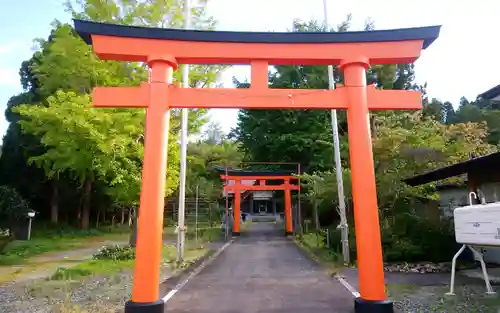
195 184 199 242
176 0 191 263
322 0 350 265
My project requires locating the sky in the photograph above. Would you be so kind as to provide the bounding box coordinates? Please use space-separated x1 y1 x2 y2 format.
1 0 499 137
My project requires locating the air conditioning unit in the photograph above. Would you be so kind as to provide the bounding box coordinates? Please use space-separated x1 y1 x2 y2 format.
454 203 500 246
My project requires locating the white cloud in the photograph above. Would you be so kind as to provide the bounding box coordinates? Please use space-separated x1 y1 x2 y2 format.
0 68 19 86
0 41 22 55
0 41 29 87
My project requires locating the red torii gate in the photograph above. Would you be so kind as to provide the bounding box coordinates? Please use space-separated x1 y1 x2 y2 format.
74 19 440 313
218 166 300 235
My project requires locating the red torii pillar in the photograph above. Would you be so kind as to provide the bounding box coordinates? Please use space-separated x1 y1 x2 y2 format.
233 179 241 235
74 19 440 313
283 178 293 235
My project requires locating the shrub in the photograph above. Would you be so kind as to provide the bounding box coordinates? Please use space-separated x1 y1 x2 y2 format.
325 226 357 262
50 267 92 280
93 244 135 261
326 213 457 263
0 185 31 222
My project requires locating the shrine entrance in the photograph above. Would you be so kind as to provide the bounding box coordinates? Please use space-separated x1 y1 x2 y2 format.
74 19 440 313
256 201 268 214
217 164 300 236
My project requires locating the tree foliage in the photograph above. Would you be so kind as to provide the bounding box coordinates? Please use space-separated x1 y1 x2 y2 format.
0 0 224 228
231 18 499 262
231 18 424 172
0 185 31 222
186 124 244 201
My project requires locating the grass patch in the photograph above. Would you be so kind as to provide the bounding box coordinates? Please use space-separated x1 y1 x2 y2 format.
295 232 344 275
0 226 129 265
163 224 222 244
0 238 84 265
49 244 209 281
386 283 419 298
50 259 135 280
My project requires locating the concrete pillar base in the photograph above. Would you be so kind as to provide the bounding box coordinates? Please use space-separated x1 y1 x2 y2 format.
125 299 164 313
354 298 393 313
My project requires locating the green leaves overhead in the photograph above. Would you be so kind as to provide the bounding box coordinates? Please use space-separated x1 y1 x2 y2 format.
14 91 181 202
0 0 228 228
31 23 147 98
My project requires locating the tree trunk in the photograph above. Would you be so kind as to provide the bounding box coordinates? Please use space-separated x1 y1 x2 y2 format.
129 207 138 247
313 203 320 230
81 176 92 230
370 115 377 139
101 209 106 224
128 208 134 227
50 181 59 224
96 210 100 228
121 207 125 225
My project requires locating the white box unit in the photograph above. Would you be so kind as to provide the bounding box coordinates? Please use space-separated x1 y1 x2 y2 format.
453 203 500 246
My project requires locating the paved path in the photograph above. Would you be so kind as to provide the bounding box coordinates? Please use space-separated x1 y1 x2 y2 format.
165 223 355 313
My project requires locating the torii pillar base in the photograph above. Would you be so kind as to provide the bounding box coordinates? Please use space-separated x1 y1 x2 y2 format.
125 300 164 313
354 298 393 313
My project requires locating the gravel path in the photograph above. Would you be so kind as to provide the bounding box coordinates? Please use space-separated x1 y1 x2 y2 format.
342 265 500 312
0 271 134 313
165 222 355 313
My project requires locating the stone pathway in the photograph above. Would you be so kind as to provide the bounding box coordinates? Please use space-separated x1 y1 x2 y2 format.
164 222 355 313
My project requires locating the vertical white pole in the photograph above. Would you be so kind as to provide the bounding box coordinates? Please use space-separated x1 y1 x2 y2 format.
322 0 350 265
177 0 191 262
195 184 199 242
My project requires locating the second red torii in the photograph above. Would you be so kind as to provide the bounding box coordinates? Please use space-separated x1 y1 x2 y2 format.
221 173 299 236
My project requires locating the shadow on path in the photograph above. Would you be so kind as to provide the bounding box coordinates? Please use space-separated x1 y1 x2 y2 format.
164 222 354 313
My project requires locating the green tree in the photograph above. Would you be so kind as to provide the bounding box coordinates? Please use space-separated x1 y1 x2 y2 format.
0 186 31 244
186 135 244 200
446 96 500 146
14 91 159 229
302 112 496 261
1 0 224 227
300 174 326 230
232 18 421 172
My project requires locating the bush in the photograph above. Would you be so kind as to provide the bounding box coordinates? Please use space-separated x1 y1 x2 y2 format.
325 226 357 262
0 185 31 223
93 244 135 261
326 214 457 263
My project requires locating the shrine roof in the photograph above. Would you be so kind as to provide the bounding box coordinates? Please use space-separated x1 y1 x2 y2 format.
212 165 300 177
403 152 500 186
479 84 500 101
74 19 440 49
